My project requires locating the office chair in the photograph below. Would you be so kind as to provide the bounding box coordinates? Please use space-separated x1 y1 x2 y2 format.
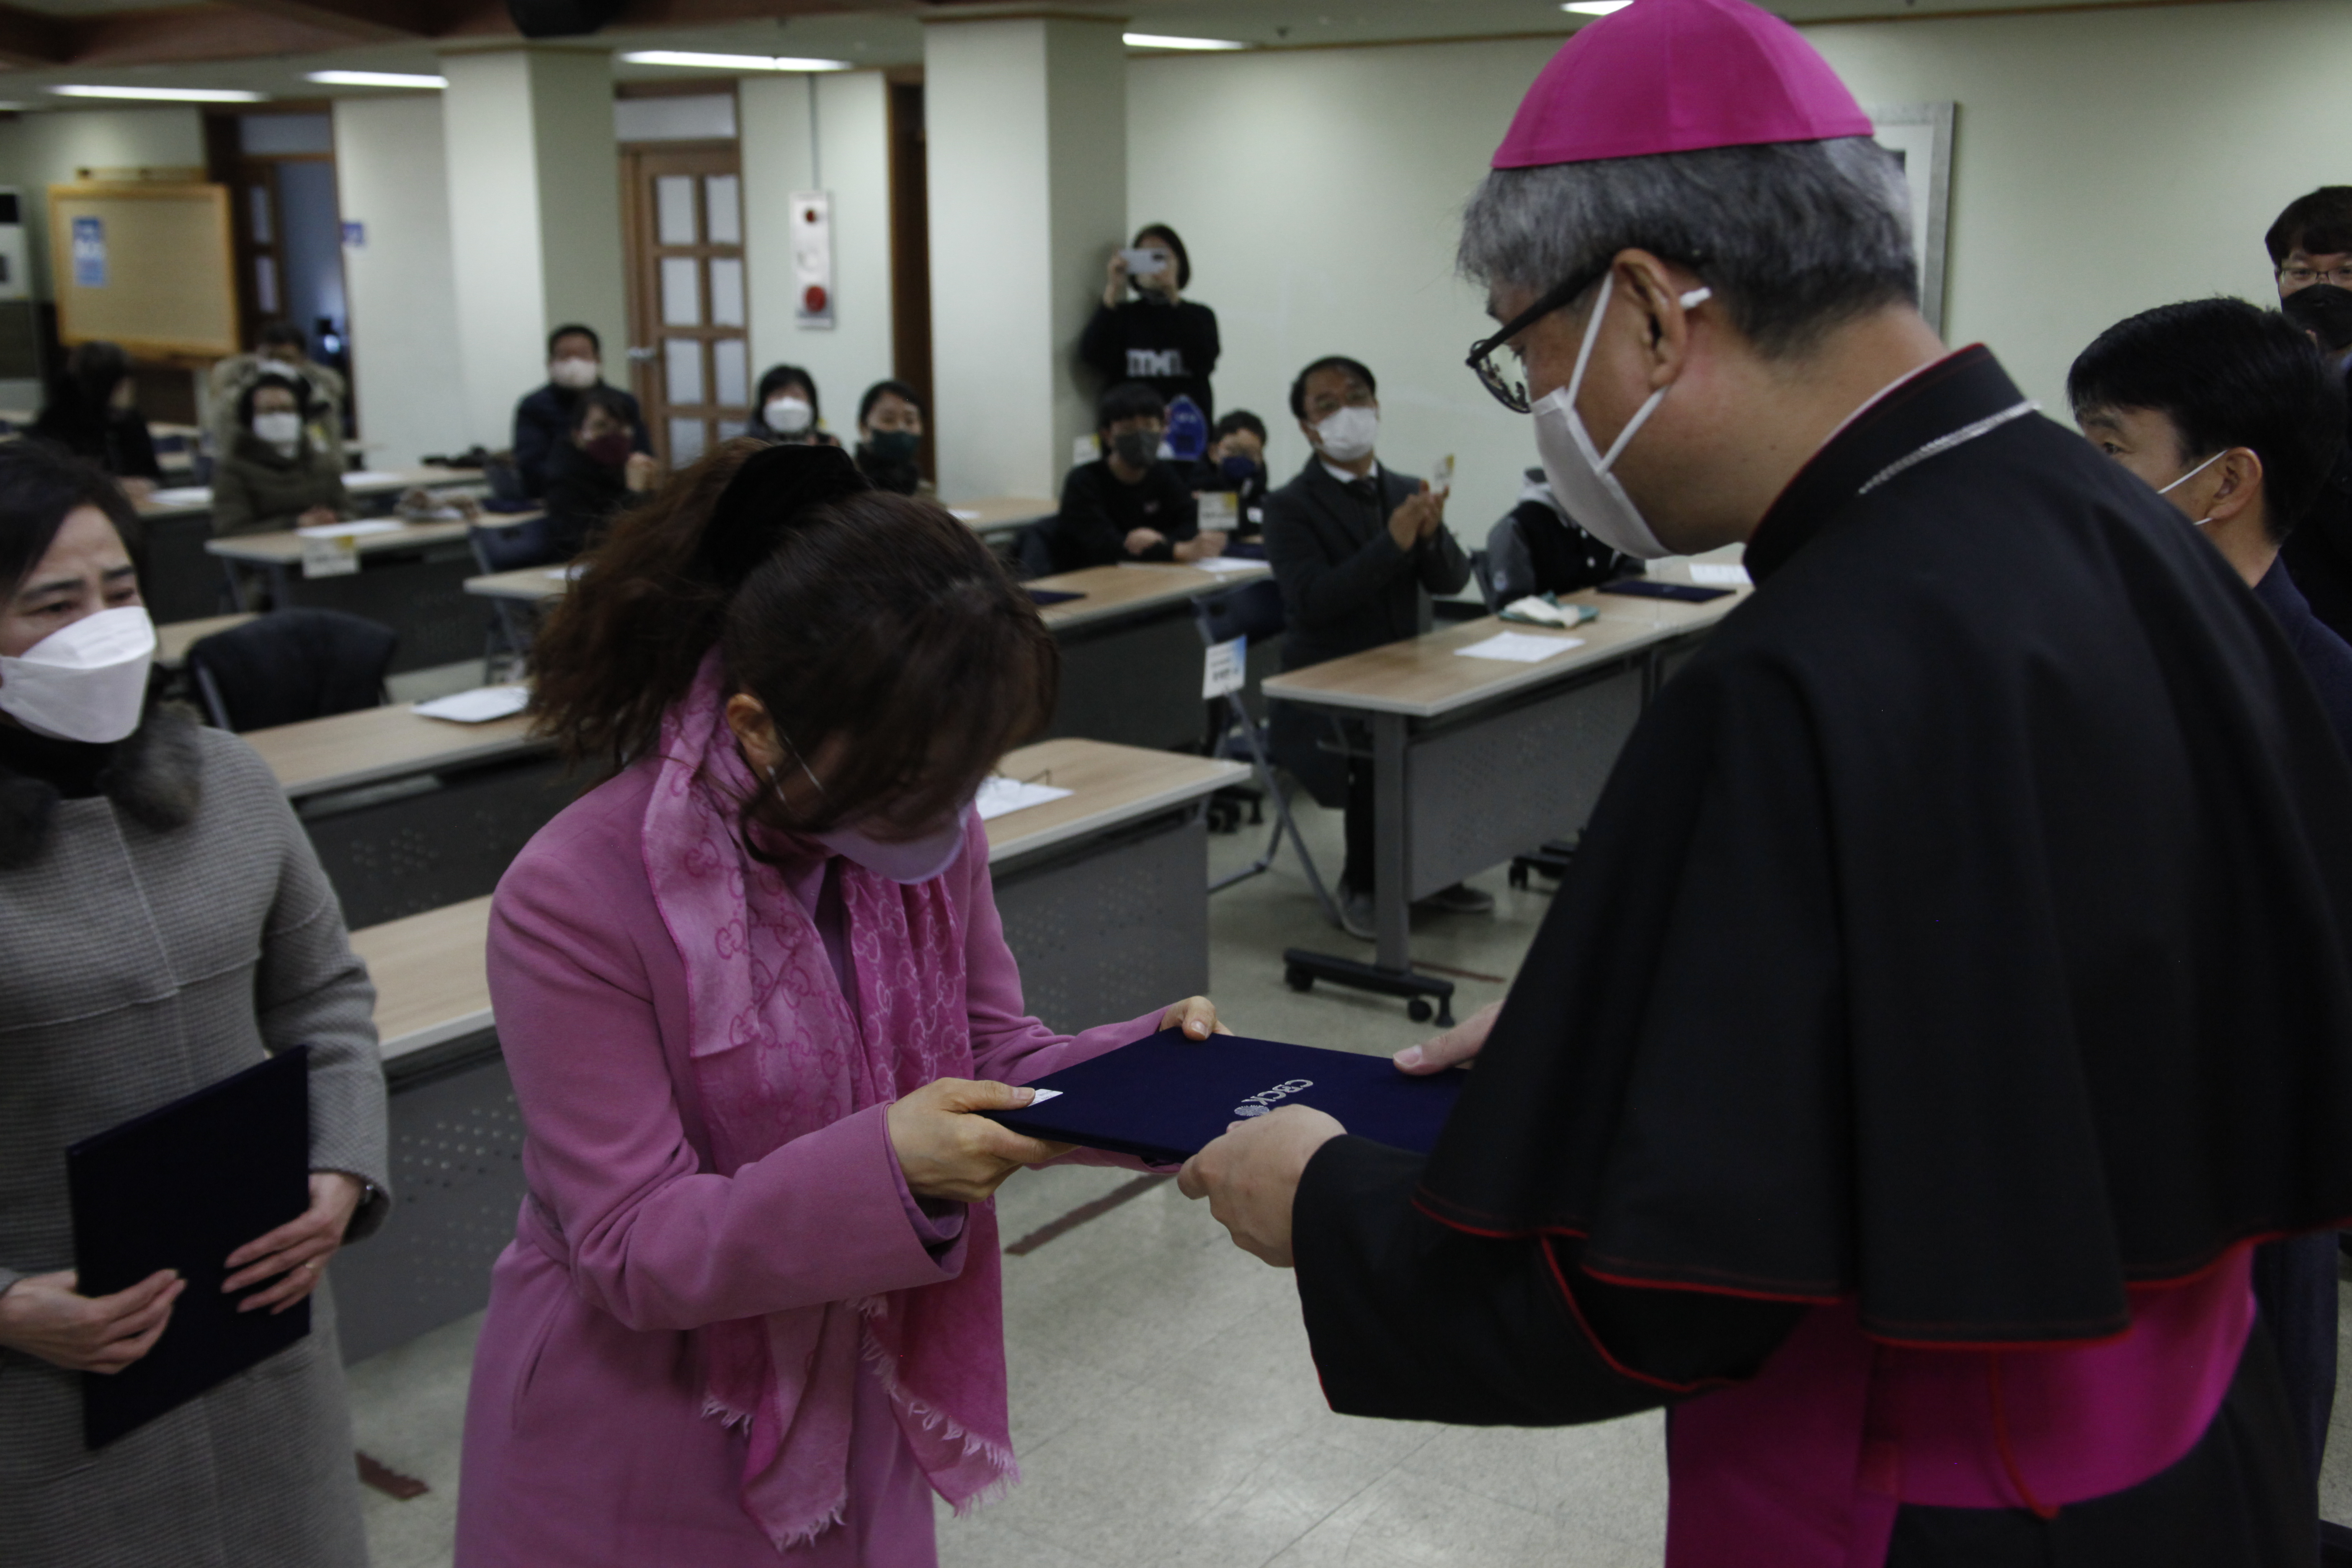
468 516 560 680
185 609 398 733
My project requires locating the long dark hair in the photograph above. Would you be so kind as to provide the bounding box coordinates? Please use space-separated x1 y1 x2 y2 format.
529 440 1058 830
0 440 142 598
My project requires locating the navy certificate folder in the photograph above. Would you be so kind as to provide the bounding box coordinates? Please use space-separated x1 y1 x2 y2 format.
67 1047 312 1449
981 1029 1464 1165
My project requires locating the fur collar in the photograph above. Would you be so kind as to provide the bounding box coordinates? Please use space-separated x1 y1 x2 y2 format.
0 706 204 869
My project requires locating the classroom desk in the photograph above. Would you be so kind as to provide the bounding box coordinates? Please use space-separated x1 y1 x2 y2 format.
1029 561 1272 752
1260 559 1749 1021
326 739 1242 1361
207 508 531 674
946 494 1057 537
153 612 256 668
245 701 565 929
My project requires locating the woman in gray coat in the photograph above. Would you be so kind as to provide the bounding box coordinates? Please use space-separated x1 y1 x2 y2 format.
0 442 390 1567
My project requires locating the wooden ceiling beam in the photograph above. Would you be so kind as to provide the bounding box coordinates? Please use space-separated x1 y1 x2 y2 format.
0 4 72 68
207 2 436 43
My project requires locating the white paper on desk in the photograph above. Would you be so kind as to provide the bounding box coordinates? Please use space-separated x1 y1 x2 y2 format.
949 507 982 522
147 485 213 506
413 685 531 724
975 776 1074 821
1187 557 1262 576
297 518 407 539
344 469 412 487
1689 562 1752 587
1454 630 1586 663
546 563 585 581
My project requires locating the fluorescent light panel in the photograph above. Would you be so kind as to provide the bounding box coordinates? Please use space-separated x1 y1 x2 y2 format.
1563 2 1634 12
1123 33 1248 50
51 84 266 103
307 70 446 89
620 51 849 72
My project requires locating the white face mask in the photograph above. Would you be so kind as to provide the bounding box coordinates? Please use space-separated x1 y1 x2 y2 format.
763 396 815 435
1314 405 1380 464
549 356 600 391
1529 275 1712 561
252 411 303 447
2158 449 2225 527
0 605 155 744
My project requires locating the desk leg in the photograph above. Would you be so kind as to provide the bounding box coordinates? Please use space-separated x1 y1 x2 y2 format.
268 562 294 610
1373 711 1411 974
220 559 250 613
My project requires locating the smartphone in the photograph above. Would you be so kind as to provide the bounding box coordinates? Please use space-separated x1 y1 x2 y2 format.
1120 248 1169 277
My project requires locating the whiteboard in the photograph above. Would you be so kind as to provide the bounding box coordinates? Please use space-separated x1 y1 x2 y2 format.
48 182 237 359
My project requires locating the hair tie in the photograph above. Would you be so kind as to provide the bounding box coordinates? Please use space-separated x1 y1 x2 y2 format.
700 442 872 586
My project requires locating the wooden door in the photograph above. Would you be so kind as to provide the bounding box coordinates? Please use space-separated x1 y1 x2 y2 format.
620 144 748 466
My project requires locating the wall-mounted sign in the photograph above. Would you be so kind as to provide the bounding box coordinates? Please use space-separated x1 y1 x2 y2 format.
791 190 833 330
70 216 105 288
341 220 365 248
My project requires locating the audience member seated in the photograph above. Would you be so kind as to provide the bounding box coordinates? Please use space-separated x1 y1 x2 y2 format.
1484 464 1637 602
1080 224 1220 426
745 364 841 446
207 320 346 470
1043 381 1225 571
542 387 660 559
209 374 351 539
29 341 160 499
1262 354 1486 937
513 324 649 499
1191 409 1269 540
0 438 388 1568
854 378 929 495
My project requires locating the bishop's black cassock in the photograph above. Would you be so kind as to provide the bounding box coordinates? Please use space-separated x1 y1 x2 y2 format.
1294 349 2352 1566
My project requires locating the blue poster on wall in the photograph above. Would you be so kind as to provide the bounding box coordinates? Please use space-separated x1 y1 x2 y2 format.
70 217 105 288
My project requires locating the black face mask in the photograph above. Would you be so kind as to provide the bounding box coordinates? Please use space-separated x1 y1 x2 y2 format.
864 429 920 463
1111 430 1158 469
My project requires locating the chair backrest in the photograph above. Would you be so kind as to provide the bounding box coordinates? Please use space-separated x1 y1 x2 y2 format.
1468 548 1498 612
185 609 399 732
1194 576 1287 647
1014 520 1063 582
1483 513 1533 606
470 516 560 575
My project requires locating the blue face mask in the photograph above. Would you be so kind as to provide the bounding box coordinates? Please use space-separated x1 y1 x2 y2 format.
1219 454 1260 485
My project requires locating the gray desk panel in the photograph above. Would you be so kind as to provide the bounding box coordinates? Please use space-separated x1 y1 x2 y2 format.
1404 662 1645 902
300 753 570 929
333 1039 526 1365
994 811 1207 1034
274 541 483 673
144 513 226 624
1047 606 1205 753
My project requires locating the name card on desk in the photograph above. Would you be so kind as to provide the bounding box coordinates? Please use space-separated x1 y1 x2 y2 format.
1197 491 1238 532
300 533 360 579
1203 634 1247 698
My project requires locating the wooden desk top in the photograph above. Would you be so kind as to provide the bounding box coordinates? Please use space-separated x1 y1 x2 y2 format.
984 737 1246 865
351 896 493 1062
1029 561 1271 632
1262 574 1749 720
945 495 1057 536
139 464 475 522
464 563 579 603
245 701 545 799
154 612 256 668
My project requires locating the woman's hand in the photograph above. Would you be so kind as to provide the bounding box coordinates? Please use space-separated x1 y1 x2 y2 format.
624 451 662 493
1103 251 1131 308
0 1269 183 1372
1160 995 1232 1040
297 504 340 529
1394 1000 1498 1075
222 1172 365 1315
889 1079 1072 1203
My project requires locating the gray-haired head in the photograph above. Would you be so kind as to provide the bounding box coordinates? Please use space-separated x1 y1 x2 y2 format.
1459 136 1918 359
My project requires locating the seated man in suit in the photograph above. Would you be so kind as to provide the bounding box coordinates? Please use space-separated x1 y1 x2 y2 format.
1264 355 1488 939
512 324 650 499
1044 381 1227 570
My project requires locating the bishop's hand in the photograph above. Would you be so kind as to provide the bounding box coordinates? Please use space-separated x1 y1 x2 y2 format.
1177 1105 1345 1267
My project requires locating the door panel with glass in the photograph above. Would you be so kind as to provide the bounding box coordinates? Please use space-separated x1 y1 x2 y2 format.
622 146 748 466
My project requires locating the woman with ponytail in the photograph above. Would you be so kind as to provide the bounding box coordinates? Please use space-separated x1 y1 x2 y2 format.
455 441 1222 1566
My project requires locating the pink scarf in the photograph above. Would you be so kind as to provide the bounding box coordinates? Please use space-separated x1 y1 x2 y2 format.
641 651 1014 1551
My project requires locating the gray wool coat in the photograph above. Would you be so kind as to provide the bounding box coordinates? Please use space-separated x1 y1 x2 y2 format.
0 707 391 1568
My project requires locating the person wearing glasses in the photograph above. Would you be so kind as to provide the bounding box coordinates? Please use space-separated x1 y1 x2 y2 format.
2272 188 2352 646
1178 1 2352 1560
1260 355 1483 941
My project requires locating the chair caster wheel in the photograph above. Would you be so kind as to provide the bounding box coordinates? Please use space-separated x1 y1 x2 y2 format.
1407 999 1433 1024
1285 965 1313 993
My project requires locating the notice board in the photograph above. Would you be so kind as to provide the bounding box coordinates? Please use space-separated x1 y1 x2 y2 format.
48 182 236 358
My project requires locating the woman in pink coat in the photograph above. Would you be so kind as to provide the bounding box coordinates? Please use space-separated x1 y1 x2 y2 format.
455 442 1216 1566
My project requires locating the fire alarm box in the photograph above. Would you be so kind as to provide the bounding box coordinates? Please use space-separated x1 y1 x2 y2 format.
792 190 833 330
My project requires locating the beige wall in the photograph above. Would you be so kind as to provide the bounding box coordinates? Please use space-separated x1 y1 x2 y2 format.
334 95 466 469
0 106 206 302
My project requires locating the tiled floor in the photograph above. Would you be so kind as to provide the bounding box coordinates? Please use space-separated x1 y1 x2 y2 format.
341 789 2352 1566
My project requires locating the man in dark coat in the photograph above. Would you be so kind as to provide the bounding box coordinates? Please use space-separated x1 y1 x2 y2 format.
1181 3 2352 1563
511 323 650 498
1261 354 1481 938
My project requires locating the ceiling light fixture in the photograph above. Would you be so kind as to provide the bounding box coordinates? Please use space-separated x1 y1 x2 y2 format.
51 84 267 103
1562 2 1635 13
1122 33 1248 50
619 51 850 72
307 70 447 89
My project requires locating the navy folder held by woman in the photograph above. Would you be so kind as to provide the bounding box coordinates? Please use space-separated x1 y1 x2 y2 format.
67 1047 312 1448
983 1029 1463 1165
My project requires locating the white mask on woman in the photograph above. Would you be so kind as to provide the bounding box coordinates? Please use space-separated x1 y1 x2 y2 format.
252 411 303 450
1315 405 1380 464
763 396 815 436
0 605 155 743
